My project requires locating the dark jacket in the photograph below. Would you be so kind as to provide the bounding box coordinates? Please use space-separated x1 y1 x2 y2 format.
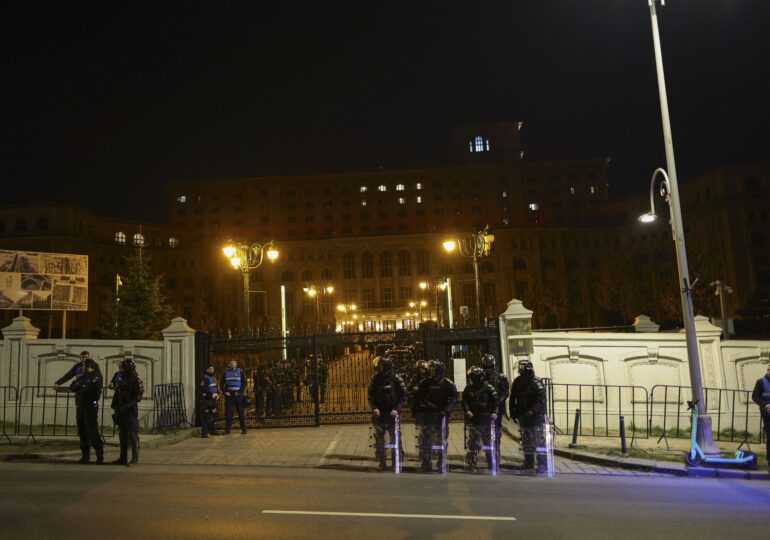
413 377 458 417
112 374 144 414
509 374 546 425
752 374 770 415
367 373 407 414
462 382 499 417
55 362 86 387
75 371 103 408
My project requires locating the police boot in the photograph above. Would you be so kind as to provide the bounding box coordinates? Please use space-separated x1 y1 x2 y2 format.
78 453 90 464
485 452 494 471
465 452 477 473
95 447 104 465
128 434 139 467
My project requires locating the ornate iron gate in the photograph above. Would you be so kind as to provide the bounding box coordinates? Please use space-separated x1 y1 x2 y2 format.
194 324 501 428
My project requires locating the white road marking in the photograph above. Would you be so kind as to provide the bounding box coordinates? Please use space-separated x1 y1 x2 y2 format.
262 510 516 521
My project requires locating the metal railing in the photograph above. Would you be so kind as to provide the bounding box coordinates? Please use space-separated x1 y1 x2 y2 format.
649 385 766 444
152 383 189 433
1 386 18 443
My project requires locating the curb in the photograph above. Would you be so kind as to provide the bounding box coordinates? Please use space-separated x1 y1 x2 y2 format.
502 423 769 480
0 429 195 462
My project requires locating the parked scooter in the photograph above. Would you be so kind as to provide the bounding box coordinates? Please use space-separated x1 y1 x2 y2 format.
684 400 758 469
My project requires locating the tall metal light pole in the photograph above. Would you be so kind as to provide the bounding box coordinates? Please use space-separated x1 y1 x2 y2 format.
223 239 279 337
443 225 495 326
639 0 720 455
420 279 449 326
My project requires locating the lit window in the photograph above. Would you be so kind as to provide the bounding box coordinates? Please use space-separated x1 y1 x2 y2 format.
502 190 508 198
590 186 596 194
133 233 145 246
416 196 422 204
176 195 187 203
169 237 179 248
471 135 491 152
360 186 368 193
361 199 368 207
115 231 126 245
528 203 539 211
570 187 576 195
415 183 422 190
378 185 387 192
396 184 405 191
502 218 510 225
398 197 405 205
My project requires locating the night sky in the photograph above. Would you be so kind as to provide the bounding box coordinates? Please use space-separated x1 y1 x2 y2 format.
3 1 769 222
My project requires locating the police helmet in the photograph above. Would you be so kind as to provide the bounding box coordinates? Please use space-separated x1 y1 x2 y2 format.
518 359 534 374
121 358 137 375
428 360 445 379
481 354 496 369
467 366 485 386
415 360 429 375
376 356 394 375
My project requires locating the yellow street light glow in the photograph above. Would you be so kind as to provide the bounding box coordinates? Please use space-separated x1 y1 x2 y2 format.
229 257 241 269
419 282 428 290
420 300 427 307
267 248 279 261
443 240 457 253
337 304 346 312
223 245 236 259
350 304 357 310
409 301 416 308
438 281 447 291
638 212 657 223
307 288 318 297
325 286 334 294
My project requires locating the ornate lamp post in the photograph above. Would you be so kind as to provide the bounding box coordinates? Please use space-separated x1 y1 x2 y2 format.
222 239 279 337
442 225 495 326
408 300 428 325
419 279 449 326
336 303 357 333
303 284 334 332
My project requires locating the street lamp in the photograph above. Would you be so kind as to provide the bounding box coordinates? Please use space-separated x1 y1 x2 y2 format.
442 225 494 326
222 239 279 337
408 300 428 324
419 280 448 326
638 0 720 456
336 303 357 332
304 284 334 332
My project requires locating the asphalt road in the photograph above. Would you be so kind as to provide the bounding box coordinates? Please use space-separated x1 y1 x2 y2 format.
0 461 768 540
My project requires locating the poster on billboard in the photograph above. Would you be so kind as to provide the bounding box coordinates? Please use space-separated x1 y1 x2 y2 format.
0 250 88 311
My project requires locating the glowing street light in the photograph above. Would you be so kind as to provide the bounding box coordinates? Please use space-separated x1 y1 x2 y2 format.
442 225 494 326
222 239 279 336
303 284 334 332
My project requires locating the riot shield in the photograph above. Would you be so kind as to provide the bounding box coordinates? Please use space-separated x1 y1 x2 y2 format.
519 417 555 477
464 413 498 475
415 412 448 474
369 411 403 473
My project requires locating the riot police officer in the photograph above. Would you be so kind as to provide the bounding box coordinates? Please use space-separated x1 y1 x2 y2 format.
408 360 429 397
509 359 547 472
481 353 509 455
52 351 95 464
112 358 144 466
462 366 499 472
199 364 220 437
72 358 105 464
367 356 407 471
412 359 457 473
221 359 248 434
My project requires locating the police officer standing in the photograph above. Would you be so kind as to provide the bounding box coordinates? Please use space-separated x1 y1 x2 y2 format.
509 359 547 472
368 355 407 471
221 359 248 434
112 358 144 467
751 363 770 472
412 359 457 473
52 351 97 464
462 366 498 472
73 358 105 464
199 364 220 437
481 353 509 456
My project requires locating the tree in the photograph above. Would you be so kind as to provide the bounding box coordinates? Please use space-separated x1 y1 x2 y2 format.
100 249 173 339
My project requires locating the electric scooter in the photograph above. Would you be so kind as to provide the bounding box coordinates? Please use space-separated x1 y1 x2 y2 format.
684 400 758 469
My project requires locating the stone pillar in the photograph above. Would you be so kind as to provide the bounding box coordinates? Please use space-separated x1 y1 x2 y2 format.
692 315 725 395
498 298 534 384
1 316 40 390
162 317 196 423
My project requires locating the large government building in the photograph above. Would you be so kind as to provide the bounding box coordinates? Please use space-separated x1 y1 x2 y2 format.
1 123 768 338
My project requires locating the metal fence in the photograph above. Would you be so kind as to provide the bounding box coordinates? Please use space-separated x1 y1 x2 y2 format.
649 385 766 444
152 383 189 433
544 382 650 439
1 386 18 443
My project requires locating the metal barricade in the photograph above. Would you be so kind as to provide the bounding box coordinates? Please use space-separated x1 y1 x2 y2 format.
0 386 18 443
152 383 189 433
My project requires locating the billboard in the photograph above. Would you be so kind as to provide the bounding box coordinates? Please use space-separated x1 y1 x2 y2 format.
0 249 88 311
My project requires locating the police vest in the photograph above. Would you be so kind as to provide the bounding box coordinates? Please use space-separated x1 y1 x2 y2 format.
224 369 242 391
763 377 770 400
203 374 218 395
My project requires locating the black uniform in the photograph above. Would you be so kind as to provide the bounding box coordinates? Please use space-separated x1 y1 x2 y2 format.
509 369 547 471
751 372 770 469
112 367 144 466
72 367 104 464
484 367 509 454
367 369 407 469
462 379 499 470
221 367 248 433
54 360 97 463
199 372 220 437
412 371 457 472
